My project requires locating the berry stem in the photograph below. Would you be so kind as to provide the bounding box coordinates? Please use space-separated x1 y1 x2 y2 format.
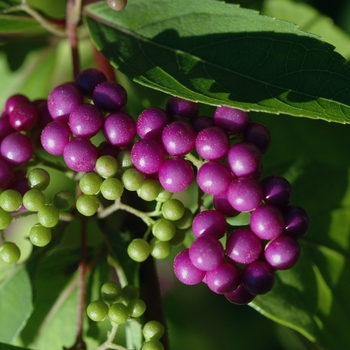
66 0 83 78
184 152 203 169
96 323 127 350
94 47 117 82
2 0 66 37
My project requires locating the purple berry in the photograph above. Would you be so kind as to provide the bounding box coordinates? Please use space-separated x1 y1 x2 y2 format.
226 228 262 265
48 83 84 121
1 132 33 165
225 284 256 305
33 99 53 128
69 104 104 138
195 126 230 160
92 81 127 111
63 138 98 172
227 177 263 212
75 68 107 97
243 122 271 153
214 106 250 133
5 94 30 114
131 139 165 174
264 235 300 270
166 97 199 119
189 236 224 271
0 157 14 190
190 115 215 133
173 249 205 285
213 191 239 217
41 121 71 155
250 204 285 240
161 120 196 156
197 161 232 195
0 115 15 142
103 112 136 147
227 141 261 178
136 107 171 139
205 260 241 294
260 175 292 208
9 102 38 131
242 260 275 295
158 157 194 193
283 205 309 239
192 210 227 239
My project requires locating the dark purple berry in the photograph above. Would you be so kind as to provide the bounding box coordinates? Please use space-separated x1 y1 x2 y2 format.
283 205 309 239
136 107 171 139
1 132 33 165
92 81 127 111
213 191 239 217
5 94 30 114
0 157 14 190
9 102 38 131
190 115 215 133
75 68 107 97
260 175 292 208
243 122 271 153
192 210 227 239
225 284 256 305
214 106 250 133
166 97 199 119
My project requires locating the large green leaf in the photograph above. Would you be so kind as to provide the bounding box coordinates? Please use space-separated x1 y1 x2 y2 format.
247 113 350 349
0 267 33 344
84 0 350 124
0 15 44 34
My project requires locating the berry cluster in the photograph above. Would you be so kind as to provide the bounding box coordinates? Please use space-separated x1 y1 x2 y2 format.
0 67 308 307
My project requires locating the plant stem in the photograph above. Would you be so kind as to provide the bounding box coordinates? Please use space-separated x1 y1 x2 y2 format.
96 323 127 350
94 47 117 81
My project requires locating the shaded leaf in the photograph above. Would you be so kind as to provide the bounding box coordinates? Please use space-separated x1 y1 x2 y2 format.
0 15 44 34
84 0 350 124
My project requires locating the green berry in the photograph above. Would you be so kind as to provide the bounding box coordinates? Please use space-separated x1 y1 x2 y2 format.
79 172 102 195
174 207 193 229
127 238 150 262
150 238 172 259
128 298 146 318
152 218 176 241
100 178 124 200
0 242 21 264
122 168 144 191
76 194 99 217
142 340 164 350
29 223 51 247
27 168 50 190
0 208 12 229
117 149 133 169
121 285 140 305
142 320 165 341
37 205 60 228
0 189 22 212
137 179 161 202
156 188 172 202
108 302 129 324
169 229 186 246
53 190 74 211
101 281 122 303
87 300 109 322
96 155 118 178
22 189 46 211
161 199 185 221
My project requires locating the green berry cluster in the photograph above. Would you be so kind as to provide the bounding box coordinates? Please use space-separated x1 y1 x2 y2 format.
87 282 146 324
141 320 165 350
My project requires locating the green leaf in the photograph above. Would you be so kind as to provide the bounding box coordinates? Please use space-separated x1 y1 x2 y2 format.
0 15 44 34
0 342 32 350
262 0 350 60
84 0 350 124
247 113 350 349
0 266 33 344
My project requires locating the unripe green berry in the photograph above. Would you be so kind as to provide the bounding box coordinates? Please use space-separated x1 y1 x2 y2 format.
150 238 172 259
0 242 21 264
79 172 102 195
0 189 22 212
142 320 165 341
76 194 99 217
108 302 129 324
27 168 50 190
37 205 60 228
169 229 186 246
53 190 74 211
101 281 122 303
137 179 161 202
87 300 109 322
152 218 176 241
128 298 146 317
23 189 46 211
161 199 185 221
121 285 140 305
0 208 12 229
142 340 164 350
96 155 118 178
156 188 172 202
122 168 144 191
127 238 150 262
100 178 124 200
29 223 51 247
174 207 193 229
117 149 133 169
